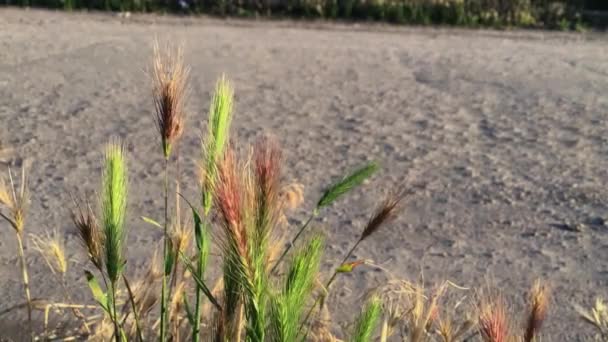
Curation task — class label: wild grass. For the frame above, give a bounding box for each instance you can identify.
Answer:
[152,39,189,342]
[0,42,572,342]
[0,166,33,339]
[102,141,130,341]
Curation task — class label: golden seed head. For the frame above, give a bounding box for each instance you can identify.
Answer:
[524,280,550,342]
[30,231,68,275]
[0,177,13,208]
[13,208,25,234]
[171,224,192,256]
[0,168,29,234]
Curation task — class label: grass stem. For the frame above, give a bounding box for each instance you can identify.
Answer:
[15,233,33,341]
[111,280,120,342]
[160,157,169,342]
[192,243,204,342]
[270,210,316,274]
[124,275,144,342]
[300,238,362,334]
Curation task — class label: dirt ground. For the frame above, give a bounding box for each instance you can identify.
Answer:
[1,8,608,340]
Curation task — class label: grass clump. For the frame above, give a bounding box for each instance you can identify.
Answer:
[0,42,569,342]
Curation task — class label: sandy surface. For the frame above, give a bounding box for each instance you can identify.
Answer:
[1,8,608,340]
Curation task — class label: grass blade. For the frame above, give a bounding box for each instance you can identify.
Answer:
[85,270,109,313]
[179,251,222,311]
[179,194,211,342]
[141,216,162,229]
[183,293,195,327]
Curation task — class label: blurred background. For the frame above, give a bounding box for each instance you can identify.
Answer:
[2,0,608,30]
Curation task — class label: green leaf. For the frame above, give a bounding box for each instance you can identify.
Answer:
[193,208,204,251]
[165,241,175,276]
[179,194,206,251]
[183,293,195,327]
[317,162,379,209]
[179,252,222,311]
[141,216,163,229]
[85,270,109,313]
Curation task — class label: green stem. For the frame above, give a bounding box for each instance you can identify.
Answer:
[270,210,317,275]
[160,157,169,342]
[111,281,120,342]
[299,238,362,335]
[192,243,204,342]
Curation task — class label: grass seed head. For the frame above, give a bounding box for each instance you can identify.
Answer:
[215,148,248,257]
[72,199,104,270]
[101,140,128,283]
[317,162,378,209]
[253,136,282,247]
[0,176,13,208]
[30,231,68,275]
[202,75,234,213]
[152,40,189,159]
[524,280,549,342]
[479,295,510,342]
[0,167,29,234]
[360,190,404,241]
[352,296,382,342]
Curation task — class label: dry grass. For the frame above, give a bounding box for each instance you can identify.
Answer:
[0,166,33,338]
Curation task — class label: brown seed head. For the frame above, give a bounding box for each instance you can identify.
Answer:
[360,183,425,241]
[361,192,401,241]
[524,280,550,342]
[254,136,282,201]
[72,199,104,270]
[253,136,282,237]
[152,40,189,159]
